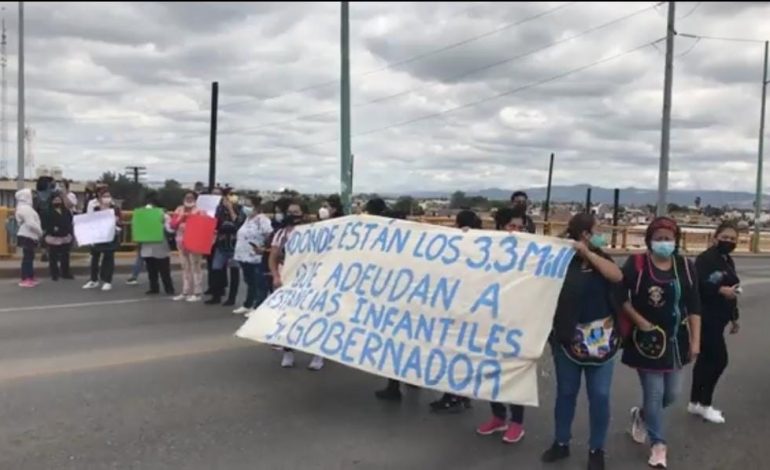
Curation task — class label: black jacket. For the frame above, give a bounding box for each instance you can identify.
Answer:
[551,250,623,345]
[695,246,740,324]
[44,207,73,238]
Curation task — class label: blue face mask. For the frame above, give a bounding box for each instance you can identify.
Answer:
[242,206,254,217]
[651,240,676,258]
[589,233,607,249]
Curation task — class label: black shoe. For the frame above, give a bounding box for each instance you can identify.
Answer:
[62,274,75,280]
[203,289,212,296]
[222,299,236,307]
[541,443,570,463]
[204,297,222,305]
[430,394,471,414]
[375,387,402,402]
[587,450,605,470]
[146,290,160,295]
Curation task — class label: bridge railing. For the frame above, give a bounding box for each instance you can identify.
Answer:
[1,209,769,257]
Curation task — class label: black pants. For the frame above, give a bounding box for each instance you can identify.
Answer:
[145,257,175,294]
[48,244,71,279]
[491,402,525,424]
[19,236,36,279]
[90,250,115,283]
[210,266,239,301]
[691,321,729,407]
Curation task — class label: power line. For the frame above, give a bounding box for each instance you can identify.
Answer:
[678,2,702,20]
[216,2,576,111]
[219,2,661,136]
[241,36,666,155]
[676,37,701,58]
[678,32,767,44]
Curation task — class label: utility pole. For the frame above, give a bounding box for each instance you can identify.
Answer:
[340,1,352,214]
[209,81,218,193]
[752,41,768,253]
[1,10,8,179]
[16,1,24,189]
[656,1,676,216]
[585,187,592,214]
[612,188,620,248]
[125,166,146,184]
[544,153,554,222]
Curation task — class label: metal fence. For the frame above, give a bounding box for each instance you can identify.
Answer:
[1,209,769,257]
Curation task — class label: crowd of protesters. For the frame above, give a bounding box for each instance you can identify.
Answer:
[12,182,743,470]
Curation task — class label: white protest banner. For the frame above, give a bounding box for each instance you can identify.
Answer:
[196,195,221,218]
[73,209,116,246]
[236,215,575,406]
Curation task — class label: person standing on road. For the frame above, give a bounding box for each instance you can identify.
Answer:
[689,221,741,424]
[15,188,43,288]
[205,189,245,307]
[270,201,324,371]
[171,191,204,302]
[44,193,74,281]
[232,195,273,316]
[429,209,481,414]
[510,190,536,234]
[621,217,701,469]
[83,190,122,292]
[475,207,531,444]
[140,195,175,297]
[540,213,623,470]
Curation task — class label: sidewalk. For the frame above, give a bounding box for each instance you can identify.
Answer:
[0,253,181,279]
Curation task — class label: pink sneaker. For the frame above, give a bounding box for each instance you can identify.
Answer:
[18,279,34,288]
[502,423,525,443]
[29,278,40,287]
[476,417,508,436]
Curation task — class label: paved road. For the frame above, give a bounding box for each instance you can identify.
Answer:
[1,260,769,470]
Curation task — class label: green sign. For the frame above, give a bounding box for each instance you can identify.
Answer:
[132,208,165,243]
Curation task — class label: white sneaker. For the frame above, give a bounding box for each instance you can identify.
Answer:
[281,351,295,368]
[648,443,667,469]
[232,306,251,315]
[702,406,726,424]
[101,283,113,291]
[125,278,139,286]
[82,281,99,290]
[630,407,647,444]
[186,295,201,303]
[172,294,187,301]
[307,355,324,371]
[687,402,705,417]
[244,310,256,318]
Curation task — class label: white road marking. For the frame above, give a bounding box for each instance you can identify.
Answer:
[0,298,153,314]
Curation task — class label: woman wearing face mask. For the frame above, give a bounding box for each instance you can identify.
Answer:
[621,217,701,469]
[689,221,740,424]
[44,193,74,281]
[140,195,175,296]
[15,188,43,287]
[205,190,245,306]
[541,214,623,470]
[233,196,274,315]
[171,191,204,302]
[475,207,531,443]
[270,201,325,371]
[318,194,345,221]
[83,190,122,291]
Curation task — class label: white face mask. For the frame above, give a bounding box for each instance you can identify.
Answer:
[102,197,112,205]
[275,213,284,223]
[318,207,330,220]
[184,201,195,208]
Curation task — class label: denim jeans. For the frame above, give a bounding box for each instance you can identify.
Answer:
[19,236,36,279]
[241,262,268,309]
[637,369,682,445]
[553,345,615,451]
[131,249,143,279]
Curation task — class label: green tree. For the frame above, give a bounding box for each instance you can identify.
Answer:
[393,196,423,216]
[100,171,145,209]
[157,179,187,211]
[450,191,467,209]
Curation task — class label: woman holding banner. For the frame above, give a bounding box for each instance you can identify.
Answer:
[621,217,701,469]
[44,193,74,281]
[475,207,530,443]
[140,195,175,296]
[540,213,623,470]
[270,201,324,371]
[83,190,122,291]
[171,191,204,302]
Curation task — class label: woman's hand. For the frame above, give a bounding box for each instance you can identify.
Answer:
[719,285,739,300]
[730,321,740,335]
[690,341,700,361]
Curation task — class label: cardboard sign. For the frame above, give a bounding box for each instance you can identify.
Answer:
[182,214,217,255]
[132,208,165,243]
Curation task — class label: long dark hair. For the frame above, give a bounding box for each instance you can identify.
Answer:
[456,209,482,229]
[565,213,595,241]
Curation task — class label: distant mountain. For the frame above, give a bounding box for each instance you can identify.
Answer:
[407,185,768,209]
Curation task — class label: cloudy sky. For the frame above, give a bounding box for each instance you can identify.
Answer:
[1,1,769,194]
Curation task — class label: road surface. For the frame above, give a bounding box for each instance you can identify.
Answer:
[1,259,769,470]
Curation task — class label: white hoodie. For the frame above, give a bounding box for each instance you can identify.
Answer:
[15,188,43,241]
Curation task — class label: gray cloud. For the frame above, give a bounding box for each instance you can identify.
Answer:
[0,1,767,197]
